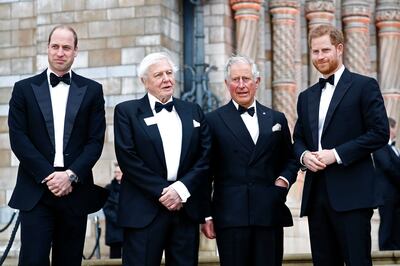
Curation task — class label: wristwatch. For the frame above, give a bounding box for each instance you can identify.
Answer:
[66,169,79,183]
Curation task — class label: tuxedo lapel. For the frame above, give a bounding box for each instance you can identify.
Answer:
[250,102,272,163]
[137,96,167,170]
[63,72,87,149]
[174,99,192,167]
[32,71,55,148]
[308,84,322,150]
[219,101,255,153]
[322,68,351,137]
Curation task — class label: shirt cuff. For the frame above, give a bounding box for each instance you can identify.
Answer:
[276,176,289,188]
[300,150,309,166]
[205,216,213,221]
[332,149,342,164]
[170,181,191,203]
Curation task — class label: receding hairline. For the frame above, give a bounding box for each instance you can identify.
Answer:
[48,25,78,48]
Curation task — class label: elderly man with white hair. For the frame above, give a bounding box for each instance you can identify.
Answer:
[114,52,211,266]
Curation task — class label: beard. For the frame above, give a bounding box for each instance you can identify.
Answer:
[313,58,340,76]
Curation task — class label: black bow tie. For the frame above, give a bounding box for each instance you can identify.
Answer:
[392,141,396,146]
[238,105,255,117]
[50,72,71,87]
[318,74,334,89]
[155,101,174,113]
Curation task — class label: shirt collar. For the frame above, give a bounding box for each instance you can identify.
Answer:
[232,99,257,112]
[47,68,72,86]
[147,93,173,113]
[321,64,345,88]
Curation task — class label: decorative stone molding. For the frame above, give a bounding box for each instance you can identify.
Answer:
[305,0,335,85]
[375,0,400,131]
[269,0,299,130]
[230,0,263,59]
[341,0,371,75]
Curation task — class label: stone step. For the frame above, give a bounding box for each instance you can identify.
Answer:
[1,251,400,266]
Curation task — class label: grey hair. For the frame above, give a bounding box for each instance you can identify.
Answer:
[224,55,260,80]
[137,52,178,79]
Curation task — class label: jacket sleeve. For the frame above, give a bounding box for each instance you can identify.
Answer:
[8,82,54,183]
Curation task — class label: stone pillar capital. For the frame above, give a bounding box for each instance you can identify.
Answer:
[230,0,263,20]
[342,0,371,27]
[305,0,335,28]
[269,0,299,23]
[375,1,400,32]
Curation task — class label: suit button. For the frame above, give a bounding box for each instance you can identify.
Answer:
[249,182,253,186]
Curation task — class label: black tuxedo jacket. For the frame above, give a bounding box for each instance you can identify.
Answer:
[205,101,298,228]
[293,68,389,216]
[114,95,211,228]
[8,70,107,215]
[374,144,400,200]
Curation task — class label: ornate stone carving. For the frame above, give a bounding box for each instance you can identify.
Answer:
[305,0,335,85]
[269,0,299,130]
[341,0,371,75]
[230,0,263,59]
[375,0,400,128]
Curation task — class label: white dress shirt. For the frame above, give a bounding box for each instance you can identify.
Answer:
[47,69,71,167]
[148,93,190,202]
[317,65,345,163]
[389,139,400,157]
[232,100,259,144]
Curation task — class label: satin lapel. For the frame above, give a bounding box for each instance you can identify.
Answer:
[308,84,322,150]
[137,96,167,170]
[322,69,351,137]
[219,101,255,152]
[63,76,87,150]
[174,99,192,167]
[32,73,55,148]
[250,102,272,163]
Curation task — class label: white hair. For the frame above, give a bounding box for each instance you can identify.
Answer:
[137,52,178,80]
[224,55,260,80]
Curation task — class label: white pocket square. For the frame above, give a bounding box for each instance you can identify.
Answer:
[193,120,200,128]
[272,123,281,132]
[144,116,157,126]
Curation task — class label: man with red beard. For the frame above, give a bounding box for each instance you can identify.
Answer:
[293,25,389,265]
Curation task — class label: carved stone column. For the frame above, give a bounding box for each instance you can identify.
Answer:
[269,0,299,130]
[305,0,335,85]
[342,0,371,75]
[376,0,400,135]
[230,0,262,60]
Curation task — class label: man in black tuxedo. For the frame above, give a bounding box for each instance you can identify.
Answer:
[293,25,389,265]
[201,55,298,266]
[8,25,107,266]
[114,52,211,266]
[375,117,400,250]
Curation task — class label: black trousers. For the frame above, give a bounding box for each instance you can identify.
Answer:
[378,197,400,250]
[308,173,373,266]
[109,243,123,258]
[122,209,199,266]
[18,190,87,266]
[216,226,283,266]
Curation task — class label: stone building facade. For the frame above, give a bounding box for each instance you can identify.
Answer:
[0,0,399,258]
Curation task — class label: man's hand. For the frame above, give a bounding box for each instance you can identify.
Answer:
[275,177,289,188]
[303,151,326,172]
[159,186,183,211]
[314,149,337,166]
[46,171,73,197]
[201,219,216,239]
